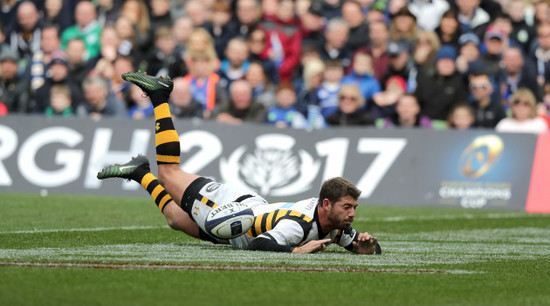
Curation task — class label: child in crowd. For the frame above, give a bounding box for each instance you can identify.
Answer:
[266,82,307,128]
[447,103,475,130]
[317,59,344,118]
[383,93,432,128]
[342,50,381,104]
[46,85,73,117]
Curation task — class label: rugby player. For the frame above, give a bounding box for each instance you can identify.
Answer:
[97,72,381,254]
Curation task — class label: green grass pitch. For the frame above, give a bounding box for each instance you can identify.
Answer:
[0,193,549,305]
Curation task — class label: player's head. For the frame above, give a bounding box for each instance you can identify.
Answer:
[319,177,361,230]
[319,177,361,204]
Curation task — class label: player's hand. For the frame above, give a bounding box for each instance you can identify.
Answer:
[292,239,331,254]
[352,232,379,255]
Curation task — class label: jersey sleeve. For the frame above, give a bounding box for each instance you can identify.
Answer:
[259,219,308,247]
[332,226,359,251]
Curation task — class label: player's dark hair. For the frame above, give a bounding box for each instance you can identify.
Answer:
[319,177,361,206]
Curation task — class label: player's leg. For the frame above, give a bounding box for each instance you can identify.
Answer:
[97,155,200,238]
[121,72,198,204]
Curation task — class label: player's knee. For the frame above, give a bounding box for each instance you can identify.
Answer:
[158,164,180,186]
[165,215,182,231]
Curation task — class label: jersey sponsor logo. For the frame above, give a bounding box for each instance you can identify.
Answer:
[220,134,321,196]
[205,182,221,192]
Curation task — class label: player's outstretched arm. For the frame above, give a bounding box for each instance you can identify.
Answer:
[352,232,380,255]
[292,239,332,254]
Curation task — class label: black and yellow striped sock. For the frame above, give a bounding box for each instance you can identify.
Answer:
[140,173,172,212]
[153,103,180,165]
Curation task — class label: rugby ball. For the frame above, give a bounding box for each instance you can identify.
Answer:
[205,202,254,239]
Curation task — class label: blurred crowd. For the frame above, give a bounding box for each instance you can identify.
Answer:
[1,0,550,133]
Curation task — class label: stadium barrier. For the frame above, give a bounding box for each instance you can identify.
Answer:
[0,115,548,213]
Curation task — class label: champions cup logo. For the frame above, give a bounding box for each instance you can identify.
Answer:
[220,134,320,196]
[459,135,504,179]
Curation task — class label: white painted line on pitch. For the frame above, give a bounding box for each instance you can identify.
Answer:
[2,212,541,235]
[0,225,169,234]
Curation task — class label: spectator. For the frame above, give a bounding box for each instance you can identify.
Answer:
[77,75,127,118]
[266,82,307,128]
[119,0,151,53]
[0,49,29,113]
[299,1,325,50]
[325,83,376,126]
[211,79,267,124]
[413,30,441,75]
[218,37,250,89]
[415,45,468,121]
[43,0,73,33]
[207,1,238,60]
[468,71,506,128]
[341,0,370,52]
[408,0,450,31]
[455,32,482,76]
[32,51,84,113]
[96,0,123,27]
[168,77,205,119]
[528,22,550,91]
[232,0,261,38]
[383,93,432,128]
[292,45,321,94]
[365,20,390,82]
[182,49,227,115]
[184,28,218,59]
[319,18,353,71]
[317,59,345,118]
[247,28,279,84]
[371,75,407,118]
[507,0,536,54]
[149,0,173,33]
[246,61,277,108]
[321,0,344,20]
[455,0,491,38]
[126,84,154,120]
[184,0,212,29]
[380,41,417,93]
[0,0,18,34]
[434,8,462,49]
[172,16,194,55]
[447,103,475,130]
[66,38,92,88]
[496,88,548,134]
[114,16,143,64]
[342,50,381,104]
[95,26,120,65]
[500,46,541,106]
[45,84,73,117]
[296,58,324,112]
[480,26,507,84]
[262,0,302,82]
[7,1,41,63]
[61,1,102,61]
[143,26,187,78]
[29,25,62,92]
[389,7,418,51]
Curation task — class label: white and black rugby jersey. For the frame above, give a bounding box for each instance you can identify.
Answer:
[229,197,359,251]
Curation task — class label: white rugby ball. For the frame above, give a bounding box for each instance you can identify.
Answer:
[205,202,254,239]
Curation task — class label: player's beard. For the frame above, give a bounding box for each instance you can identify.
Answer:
[327,208,353,230]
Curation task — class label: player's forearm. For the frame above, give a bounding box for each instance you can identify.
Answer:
[247,237,294,253]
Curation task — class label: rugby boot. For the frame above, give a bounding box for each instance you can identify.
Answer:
[97,155,150,182]
[121,71,173,105]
